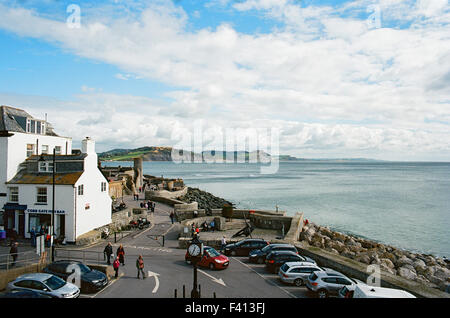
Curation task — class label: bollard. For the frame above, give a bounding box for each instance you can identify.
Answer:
[199,284,201,298]
[115,232,117,243]
[174,289,177,298]
[183,285,186,298]
[163,236,165,247]
[213,292,216,298]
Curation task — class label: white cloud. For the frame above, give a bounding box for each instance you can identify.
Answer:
[0,1,449,160]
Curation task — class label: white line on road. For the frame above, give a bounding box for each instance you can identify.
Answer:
[147,271,160,293]
[198,269,227,287]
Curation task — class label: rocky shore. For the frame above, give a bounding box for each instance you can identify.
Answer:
[178,187,233,210]
[301,222,450,292]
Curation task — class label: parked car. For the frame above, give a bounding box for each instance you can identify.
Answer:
[306,270,358,298]
[278,262,325,286]
[265,251,316,274]
[223,238,269,256]
[43,260,108,293]
[185,246,230,270]
[7,273,80,298]
[351,284,416,298]
[0,289,55,298]
[249,243,298,264]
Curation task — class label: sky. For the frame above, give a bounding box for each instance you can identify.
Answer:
[0,0,449,161]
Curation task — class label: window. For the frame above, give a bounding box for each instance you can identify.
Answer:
[26,119,31,133]
[54,146,61,155]
[36,187,47,204]
[27,144,35,157]
[42,145,49,154]
[30,120,36,133]
[78,185,84,196]
[101,182,107,192]
[41,122,46,135]
[9,187,19,202]
[38,162,54,172]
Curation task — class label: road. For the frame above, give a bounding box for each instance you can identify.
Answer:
[58,200,312,299]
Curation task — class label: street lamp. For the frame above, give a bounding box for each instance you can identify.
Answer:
[38,148,56,262]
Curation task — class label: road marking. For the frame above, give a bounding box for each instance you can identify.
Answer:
[232,257,296,298]
[198,269,227,287]
[89,272,124,298]
[147,271,160,293]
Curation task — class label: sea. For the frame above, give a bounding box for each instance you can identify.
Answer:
[103,160,450,258]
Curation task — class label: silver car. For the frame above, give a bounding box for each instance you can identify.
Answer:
[278,262,324,286]
[305,270,358,298]
[7,273,80,298]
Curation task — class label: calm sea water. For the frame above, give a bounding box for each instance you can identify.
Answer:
[104,161,450,258]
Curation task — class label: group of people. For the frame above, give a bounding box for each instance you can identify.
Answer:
[140,200,155,212]
[103,243,147,279]
[201,220,215,232]
[29,226,53,247]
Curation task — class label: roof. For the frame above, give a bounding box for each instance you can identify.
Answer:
[0,105,30,132]
[7,171,83,185]
[16,273,53,281]
[354,285,416,298]
[27,154,87,161]
[0,105,59,136]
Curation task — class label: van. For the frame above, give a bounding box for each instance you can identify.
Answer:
[352,284,416,298]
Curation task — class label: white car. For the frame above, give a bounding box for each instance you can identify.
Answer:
[278,262,324,286]
[7,273,80,298]
[352,284,416,298]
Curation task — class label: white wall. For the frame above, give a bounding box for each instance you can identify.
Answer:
[74,139,112,239]
[0,132,72,211]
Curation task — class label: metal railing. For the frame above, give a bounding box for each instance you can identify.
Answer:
[0,250,49,271]
[54,249,108,266]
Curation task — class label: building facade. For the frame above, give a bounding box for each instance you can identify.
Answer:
[0,105,111,243]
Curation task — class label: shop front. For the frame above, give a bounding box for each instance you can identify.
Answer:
[26,208,66,239]
[2,203,27,238]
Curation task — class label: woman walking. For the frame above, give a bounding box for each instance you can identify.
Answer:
[117,244,125,266]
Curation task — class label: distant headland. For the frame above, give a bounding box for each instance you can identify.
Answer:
[98,146,384,163]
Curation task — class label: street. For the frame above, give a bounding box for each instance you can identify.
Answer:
[65,201,310,299]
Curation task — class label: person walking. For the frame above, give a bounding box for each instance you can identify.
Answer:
[9,242,18,267]
[151,202,155,213]
[147,201,152,211]
[221,236,227,252]
[104,242,113,265]
[169,212,175,224]
[136,255,146,279]
[117,244,125,266]
[30,227,36,247]
[113,256,120,279]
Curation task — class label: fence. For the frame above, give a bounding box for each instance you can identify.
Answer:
[0,250,49,271]
[54,249,107,266]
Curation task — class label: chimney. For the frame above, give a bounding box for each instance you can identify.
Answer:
[81,137,95,154]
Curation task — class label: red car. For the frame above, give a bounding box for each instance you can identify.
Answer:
[185,246,229,270]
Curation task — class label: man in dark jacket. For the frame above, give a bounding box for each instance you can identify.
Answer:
[10,242,18,267]
[104,242,113,265]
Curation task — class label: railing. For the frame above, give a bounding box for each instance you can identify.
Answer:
[0,250,49,271]
[54,249,107,266]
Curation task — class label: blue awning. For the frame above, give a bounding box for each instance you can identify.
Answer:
[3,203,27,210]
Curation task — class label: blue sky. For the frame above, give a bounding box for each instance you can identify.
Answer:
[0,0,449,160]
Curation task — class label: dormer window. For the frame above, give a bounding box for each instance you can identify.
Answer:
[25,118,46,135]
[39,162,54,172]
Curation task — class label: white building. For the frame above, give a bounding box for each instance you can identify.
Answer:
[0,105,111,243]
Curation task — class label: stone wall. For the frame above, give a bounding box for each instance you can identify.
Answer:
[145,186,188,200]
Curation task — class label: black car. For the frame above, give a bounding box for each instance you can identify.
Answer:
[223,238,269,256]
[249,243,298,264]
[0,289,54,298]
[265,251,316,273]
[43,260,108,293]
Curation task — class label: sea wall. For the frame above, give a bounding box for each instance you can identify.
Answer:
[145,186,188,200]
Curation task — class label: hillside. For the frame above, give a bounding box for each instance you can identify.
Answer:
[99,147,271,162]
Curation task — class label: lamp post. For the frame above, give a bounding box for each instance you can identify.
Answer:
[187,236,203,298]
